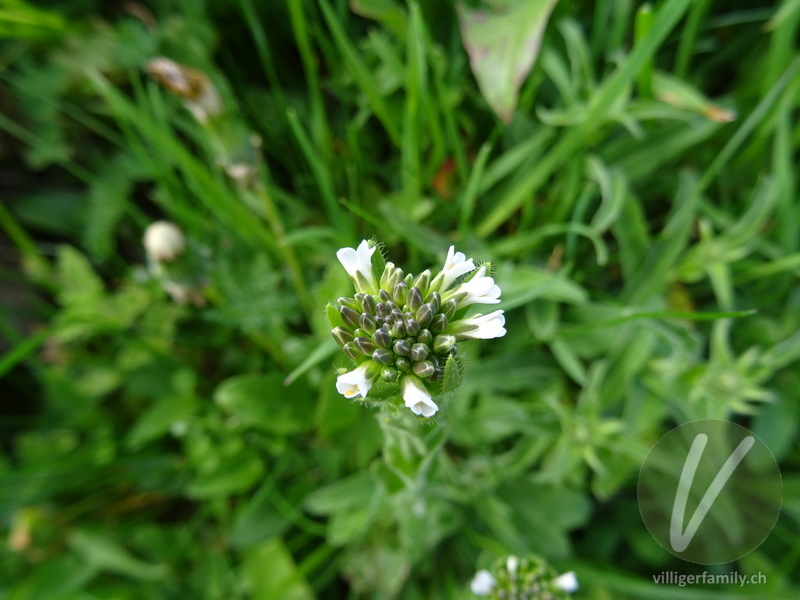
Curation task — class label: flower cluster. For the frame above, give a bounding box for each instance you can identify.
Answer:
[330,240,505,417]
[471,556,578,600]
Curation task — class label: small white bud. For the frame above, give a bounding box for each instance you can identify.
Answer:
[143,221,185,262]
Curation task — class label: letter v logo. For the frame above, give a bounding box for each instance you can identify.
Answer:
[670,433,755,552]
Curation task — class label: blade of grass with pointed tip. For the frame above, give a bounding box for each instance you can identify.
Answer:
[476,0,692,237]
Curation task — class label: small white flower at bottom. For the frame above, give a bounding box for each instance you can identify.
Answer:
[554,571,579,593]
[470,570,497,596]
[506,555,519,576]
[336,363,374,399]
[401,376,439,417]
[336,240,377,292]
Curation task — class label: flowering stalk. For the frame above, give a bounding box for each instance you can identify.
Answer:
[143,221,206,307]
[470,555,578,599]
[329,240,506,418]
[146,56,313,317]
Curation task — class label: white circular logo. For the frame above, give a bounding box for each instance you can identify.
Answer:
[638,419,782,564]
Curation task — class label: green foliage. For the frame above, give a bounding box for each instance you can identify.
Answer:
[0,0,799,598]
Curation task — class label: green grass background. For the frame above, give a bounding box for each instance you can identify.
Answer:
[0,0,799,598]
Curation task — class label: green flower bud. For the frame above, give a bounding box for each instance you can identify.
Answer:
[433,334,456,355]
[361,294,377,315]
[396,356,411,371]
[337,296,359,311]
[372,348,394,365]
[376,302,388,317]
[427,291,441,312]
[440,298,458,320]
[381,366,400,382]
[407,286,423,311]
[391,321,406,338]
[393,282,408,306]
[412,360,435,378]
[415,303,435,327]
[387,269,403,298]
[413,269,431,293]
[379,261,396,290]
[393,339,411,356]
[417,329,433,345]
[373,328,391,348]
[339,305,360,329]
[331,326,354,347]
[379,289,392,303]
[405,318,421,337]
[359,313,377,335]
[430,313,448,334]
[353,336,376,355]
[410,343,429,362]
[343,342,360,360]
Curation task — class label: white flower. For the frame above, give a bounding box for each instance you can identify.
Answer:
[506,555,519,576]
[337,240,377,293]
[437,246,475,291]
[401,376,439,417]
[452,310,506,340]
[143,221,185,262]
[554,571,579,593]
[451,265,501,307]
[336,363,374,399]
[470,570,496,595]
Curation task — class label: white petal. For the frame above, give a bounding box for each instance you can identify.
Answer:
[335,364,372,399]
[440,245,476,290]
[506,555,519,576]
[453,265,502,307]
[470,570,496,595]
[458,310,506,340]
[337,240,377,292]
[554,571,579,593]
[401,377,439,417]
[336,247,359,276]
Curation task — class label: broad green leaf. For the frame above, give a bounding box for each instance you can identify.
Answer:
[457,0,559,123]
[230,480,291,549]
[187,450,264,499]
[214,373,312,434]
[304,471,377,516]
[242,538,314,600]
[67,530,167,580]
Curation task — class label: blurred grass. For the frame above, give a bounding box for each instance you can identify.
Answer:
[0,0,799,598]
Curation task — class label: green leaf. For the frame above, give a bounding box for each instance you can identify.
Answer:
[125,393,197,450]
[242,538,314,600]
[67,530,167,580]
[440,354,463,395]
[457,0,560,123]
[230,480,291,549]
[187,450,264,499]
[56,245,104,308]
[304,471,376,516]
[214,374,312,434]
[325,302,345,328]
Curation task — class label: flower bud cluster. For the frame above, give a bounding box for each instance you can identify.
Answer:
[470,556,578,600]
[332,273,458,385]
[332,240,506,417]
